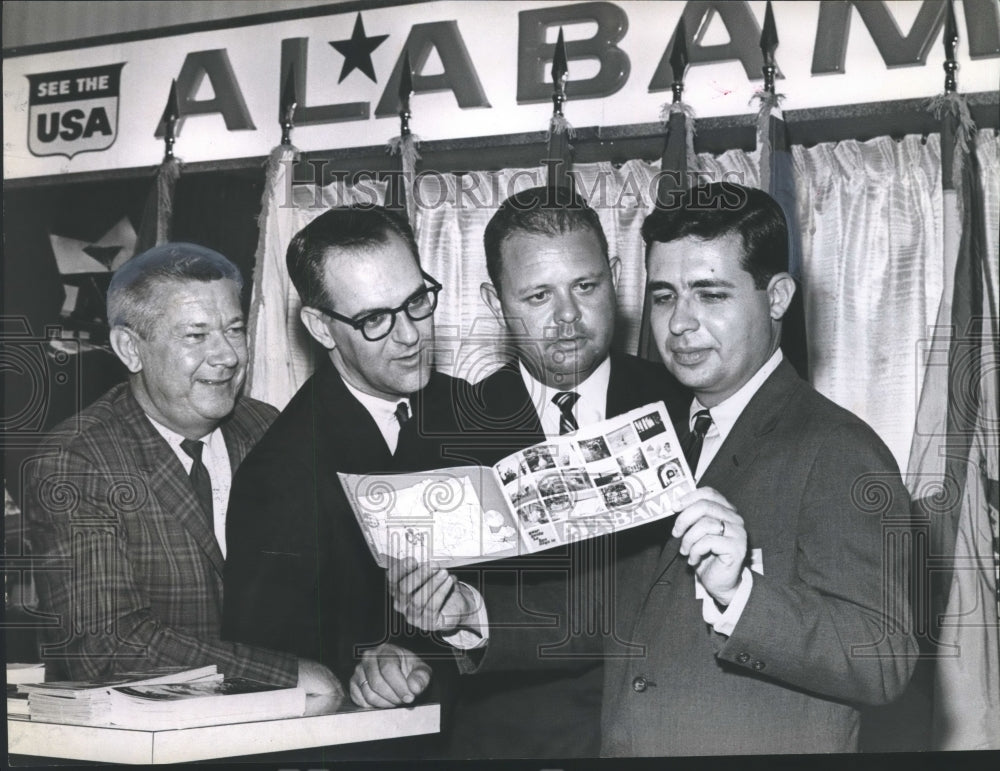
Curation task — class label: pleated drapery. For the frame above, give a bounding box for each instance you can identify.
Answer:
[248,132,1000,472]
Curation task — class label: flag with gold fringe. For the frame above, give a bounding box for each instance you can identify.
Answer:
[386,49,420,224]
[752,0,808,380]
[135,80,181,253]
[637,17,694,363]
[545,28,574,191]
[246,70,317,409]
[907,87,1000,752]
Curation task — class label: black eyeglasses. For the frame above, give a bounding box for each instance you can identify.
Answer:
[314,271,442,342]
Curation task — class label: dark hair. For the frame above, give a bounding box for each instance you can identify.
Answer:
[107,242,243,338]
[483,185,609,294]
[641,182,787,289]
[286,205,420,307]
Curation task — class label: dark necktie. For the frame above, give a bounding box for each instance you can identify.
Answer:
[552,391,581,435]
[394,401,411,427]
[179,438,213,524]
[682,410,713,474]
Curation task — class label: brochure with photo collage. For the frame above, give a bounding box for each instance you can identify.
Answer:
[339,401,694,568]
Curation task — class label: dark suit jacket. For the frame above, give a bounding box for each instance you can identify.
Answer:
[222,359,463,688]
[25,383,296,684]
[475,360,918,756]
[442,352,689,759]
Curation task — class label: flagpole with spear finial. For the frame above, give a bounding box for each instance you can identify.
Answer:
[246,66,310,407]
[655,16,695,208]
[930,0,974,198]
[546,28,575,191]
[387,49,420,223]
[752,0,809,379]
[161,79,179,162]
[279,67,298,147]
[639,15,696,362]
[756,0,779,189]
[136,80,181,252]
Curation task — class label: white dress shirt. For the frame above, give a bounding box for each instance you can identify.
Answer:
[690,348,783,635]
[518,357,612,435]
[342,380,411,455]
[147,417,232,557]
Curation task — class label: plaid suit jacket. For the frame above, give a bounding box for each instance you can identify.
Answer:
[25,382,299,685]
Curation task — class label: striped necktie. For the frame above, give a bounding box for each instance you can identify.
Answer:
[552,391,581,435]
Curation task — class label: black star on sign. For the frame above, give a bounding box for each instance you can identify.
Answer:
[330,13,388,84]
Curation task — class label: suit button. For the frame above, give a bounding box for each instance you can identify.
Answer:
[752,660,766,671]
[736,652,750,664]
[632,676,648,693]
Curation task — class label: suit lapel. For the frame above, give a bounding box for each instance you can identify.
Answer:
[494,362,545,439]
[117,388,226,576]
[314,361,395,472]
[648,360,800,583]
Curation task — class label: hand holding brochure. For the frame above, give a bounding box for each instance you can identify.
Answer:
[339,401,694,568]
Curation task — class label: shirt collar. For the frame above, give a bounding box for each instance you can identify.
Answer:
[341,379,410,429]
[146,414,219,447]
[689,349,783,443]
[518,355,612,429]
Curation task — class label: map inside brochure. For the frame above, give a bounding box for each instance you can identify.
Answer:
[338,401,695,568]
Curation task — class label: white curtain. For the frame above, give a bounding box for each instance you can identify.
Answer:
[247,177,386,409]
[249,133,1000,473]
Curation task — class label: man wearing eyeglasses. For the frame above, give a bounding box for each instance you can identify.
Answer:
[222,205,461,756]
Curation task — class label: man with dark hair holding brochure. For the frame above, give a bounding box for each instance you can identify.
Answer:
[377,183,917,756]
[222,205,464,756]
[352,185,688,759]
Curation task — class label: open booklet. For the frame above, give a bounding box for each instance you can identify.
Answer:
[339,401,695,568]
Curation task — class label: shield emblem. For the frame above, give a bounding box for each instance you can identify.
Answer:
[27,63,124,159]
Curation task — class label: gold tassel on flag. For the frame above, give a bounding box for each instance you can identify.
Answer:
[657,101,696,189]
[751,90,783,193]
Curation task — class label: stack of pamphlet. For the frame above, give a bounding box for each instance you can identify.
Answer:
[18,665,220,725]
[106,677,307,729]
[7,663,45,716]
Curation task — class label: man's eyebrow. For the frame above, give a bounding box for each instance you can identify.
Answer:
[351,283,424,319]
[647,278,738,291]
[690,278,737,289]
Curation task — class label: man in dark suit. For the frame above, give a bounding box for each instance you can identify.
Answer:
[353,186,687,758]
[222,206,463,732]
[386,183,918,755]
[26,243,339,695]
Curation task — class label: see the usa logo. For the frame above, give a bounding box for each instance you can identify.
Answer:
[27,63,124,159]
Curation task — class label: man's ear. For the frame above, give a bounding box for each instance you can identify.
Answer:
[766,272,796,321]
[109,327,143,374]
[480,282,504,325]
[609,257,622,291]
[299,306,337,351]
